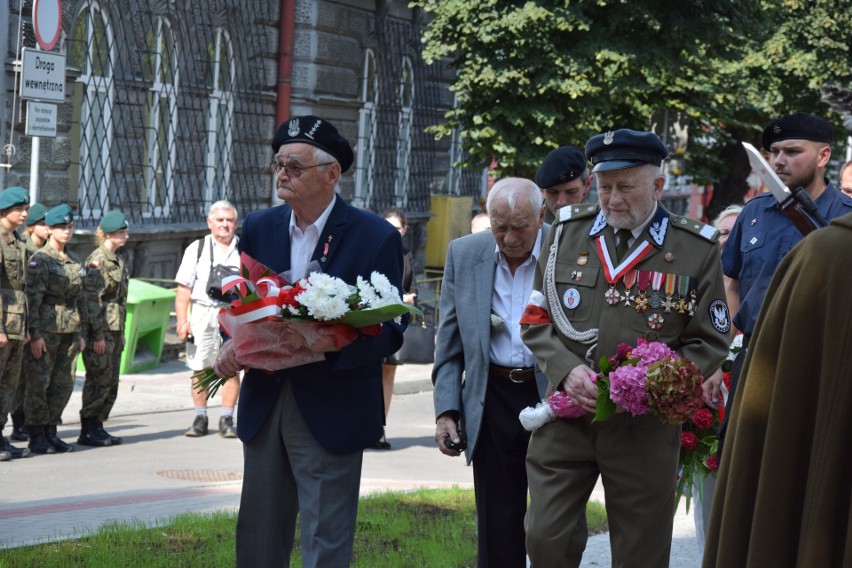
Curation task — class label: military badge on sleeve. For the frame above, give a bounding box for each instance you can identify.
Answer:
[709,299,731,333]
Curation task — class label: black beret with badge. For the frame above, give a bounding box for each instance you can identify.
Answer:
[45,203,74,226]
[0,186,30,210]
[535,146,588,188]
[761,112,834,150]
[585,129,668,173]
[272,115,354,173]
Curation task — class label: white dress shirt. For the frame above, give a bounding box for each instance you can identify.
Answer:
[288,195,336,282]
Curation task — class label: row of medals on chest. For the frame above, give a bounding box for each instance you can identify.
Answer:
[569,265,697,331]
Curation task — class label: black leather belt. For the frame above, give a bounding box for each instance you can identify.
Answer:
[489,364,535,383]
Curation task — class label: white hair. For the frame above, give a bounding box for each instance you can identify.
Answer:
[486,177,542,218]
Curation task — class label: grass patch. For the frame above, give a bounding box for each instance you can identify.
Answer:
[1,488,607,567]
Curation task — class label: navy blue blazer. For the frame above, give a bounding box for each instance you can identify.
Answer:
[235,197,406,453]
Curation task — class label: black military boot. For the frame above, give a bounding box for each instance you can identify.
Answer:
[27,425,57,455]
[0,433,31,459]
[11,414,28,441]
[77,418,111,447]
[45,425,75,453]
[96,420,122,445]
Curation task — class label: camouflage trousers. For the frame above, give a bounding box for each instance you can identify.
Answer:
[80,330,125,420]
[0,338,25,428]
[23,331,81,425]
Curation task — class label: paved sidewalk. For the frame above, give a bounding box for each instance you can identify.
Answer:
[0,359,703,566]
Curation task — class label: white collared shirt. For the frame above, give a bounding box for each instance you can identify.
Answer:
[489,229,543,368]
[289,195,336,281]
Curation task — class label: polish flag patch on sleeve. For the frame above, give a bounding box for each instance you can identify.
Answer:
[520,290,551,324]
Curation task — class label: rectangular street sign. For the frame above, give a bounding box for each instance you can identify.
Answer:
[20,48,65,102]
[25,101,58,138]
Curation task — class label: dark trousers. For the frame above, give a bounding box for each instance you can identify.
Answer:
[472,373,540,568]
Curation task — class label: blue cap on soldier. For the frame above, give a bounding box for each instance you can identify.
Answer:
[99,210,128,233]
[585,129,668,173]
[25,203,47,226]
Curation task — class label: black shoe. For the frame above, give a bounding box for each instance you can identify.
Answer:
[0,435,31,459]
[27,425,57,455]
[45,425,74,453]
[9,418,30,442]
[97,421,123,445]
[218,416,237,438]
[185,415,208,437]
[77,418,112,447]
[370,429,392,450]
[0,450,9,461]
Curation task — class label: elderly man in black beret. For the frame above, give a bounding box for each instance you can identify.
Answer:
[521,129,730,567]
[214,116,406,567]
[716,113,852,457]
[535,145,592,223]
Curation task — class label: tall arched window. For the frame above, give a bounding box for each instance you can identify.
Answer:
[204,28,234,208]
[394,57,414,206]
[69,2,114,219]
[354,49,379,208]
[142,17,178,218]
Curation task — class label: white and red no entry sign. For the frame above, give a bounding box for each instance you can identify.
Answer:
[33,0,63,51]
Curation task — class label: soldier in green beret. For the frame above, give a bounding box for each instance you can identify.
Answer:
[0,187,32,460]
[23,204,87,454]
[78,211,129,447]
[7,202,49,444]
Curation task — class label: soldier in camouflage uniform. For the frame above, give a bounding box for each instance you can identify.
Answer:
[6,202,48,444]
[0,188,32,461]
[23,204,87,455]
[78,211,129,447]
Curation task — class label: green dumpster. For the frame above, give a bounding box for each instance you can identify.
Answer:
[77,279,176,374]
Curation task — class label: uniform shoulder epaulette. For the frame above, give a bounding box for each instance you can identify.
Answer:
[557,204,599,224]
[670,214,718,242]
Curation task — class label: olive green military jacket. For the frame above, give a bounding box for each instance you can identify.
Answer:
[83,244,128,341]
[26,245,87,338]
[0,224,28,340]
[522,204,730,387]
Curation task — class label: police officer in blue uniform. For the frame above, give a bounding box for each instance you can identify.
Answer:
[719,112,852,453]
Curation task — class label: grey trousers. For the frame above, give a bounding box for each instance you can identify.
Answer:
[236,380,363,568]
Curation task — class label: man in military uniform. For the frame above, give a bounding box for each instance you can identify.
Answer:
[79,211,130,447]
[0,187,32,460]
[720,114,852,454]
[521,129,730,568]
[535,145,592,223]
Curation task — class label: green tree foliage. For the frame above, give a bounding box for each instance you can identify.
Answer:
[414,0,852,213]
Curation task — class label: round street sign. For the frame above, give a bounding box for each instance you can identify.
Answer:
[33,0,63,51]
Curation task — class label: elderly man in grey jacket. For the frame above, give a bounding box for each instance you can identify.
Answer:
[433,177,549,567]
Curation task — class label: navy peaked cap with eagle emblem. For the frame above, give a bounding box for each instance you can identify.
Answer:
[535,146,587,188]
[272,115,354,173]
[762,112,833,150]
[586,129,668,173]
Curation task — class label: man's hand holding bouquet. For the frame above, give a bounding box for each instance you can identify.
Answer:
[198,252,421,396]
[519,338,715,510]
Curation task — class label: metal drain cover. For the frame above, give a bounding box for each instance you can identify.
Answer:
[155,469,243,482]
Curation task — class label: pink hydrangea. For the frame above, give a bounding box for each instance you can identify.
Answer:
[631,340,677,366]
[548,391,587,419]
[608,364,650,416]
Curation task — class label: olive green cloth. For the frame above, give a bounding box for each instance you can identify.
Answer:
[704,212,852,568]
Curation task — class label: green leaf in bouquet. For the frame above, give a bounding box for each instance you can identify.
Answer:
[336,303,423,328]
[593,374,616,422]
[192,368,229,399]
[598,356,612,374]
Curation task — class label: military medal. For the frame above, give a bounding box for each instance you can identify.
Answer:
[648,313,664,330]
[621,270,637,307]
[664,252,674,263]
[676,275,691,314]
[687,290,698,316]
[577,252,589,266]
[634,270,652,312]
[648,271,664,309]
[605,285,621,305]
